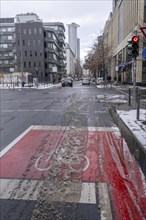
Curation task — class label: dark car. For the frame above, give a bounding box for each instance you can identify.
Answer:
[61,77,73,87]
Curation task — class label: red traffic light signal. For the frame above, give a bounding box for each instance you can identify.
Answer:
[132,36,139,43]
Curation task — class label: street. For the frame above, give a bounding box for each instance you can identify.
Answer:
[0,81,146,220]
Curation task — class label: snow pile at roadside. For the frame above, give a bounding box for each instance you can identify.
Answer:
[117,109,146,150]
[97,94,127,104]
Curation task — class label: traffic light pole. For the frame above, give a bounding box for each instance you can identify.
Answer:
[133,57,137,108]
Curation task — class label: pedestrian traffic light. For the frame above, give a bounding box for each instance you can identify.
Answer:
[132,36,139,58]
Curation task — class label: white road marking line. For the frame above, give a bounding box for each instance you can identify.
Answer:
[0,179,43,200]
[17,110,30,112]
[32,125,115,132]
[49,109,62,112]
[32,125,70,130]
[79,182,96,204]
[2,110,14,112]
[34,109,46,112]
[0,125,34,158]
[98,183,113,220]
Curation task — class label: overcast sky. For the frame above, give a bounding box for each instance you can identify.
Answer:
[1,0,113,62]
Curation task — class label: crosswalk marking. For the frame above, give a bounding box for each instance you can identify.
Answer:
[79,182,96,204]
[98,183,113,220]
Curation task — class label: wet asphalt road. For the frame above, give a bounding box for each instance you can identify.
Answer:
[0,81,116,150]
[1,81,146,220]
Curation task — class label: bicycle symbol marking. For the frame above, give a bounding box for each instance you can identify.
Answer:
[35,152,90,172]
[34,152,52,172]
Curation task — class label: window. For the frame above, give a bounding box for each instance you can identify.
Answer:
[48,32,52,38]
[38,40,40,46]
[40,52,42,56]
[39,61,41,67]
[35,51,37,56]
[28,40,30,46]
[34,62,36,67]
[25,51,27,56]
[7,27,12,32]
[9,52,13,56]
[18,40,20,46]
[29,28,31,34]
[39,28,42,34]
[48,64,53,68]
[33,40,35,46]
[1,28,6,32]
[8,36,12,40]
[34,28,37,34]
[30,51,32,56]
[23,40,25,46]
[0,44,8,48]
[29,62,31,68]
[24,29,26,34]
[24,62,26,68]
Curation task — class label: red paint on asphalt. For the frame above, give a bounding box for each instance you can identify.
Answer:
[0,130,68,179]
[0,128,146,219]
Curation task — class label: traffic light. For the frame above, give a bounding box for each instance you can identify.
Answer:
[127,36,139,58]
[127,38,133,56]
[132,36,139,58]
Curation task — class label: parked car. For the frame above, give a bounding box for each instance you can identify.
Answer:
[61,77,73,87]
[82,78,90,85]
[96,77,104,85]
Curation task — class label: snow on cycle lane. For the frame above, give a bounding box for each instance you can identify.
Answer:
[0,125,146,220]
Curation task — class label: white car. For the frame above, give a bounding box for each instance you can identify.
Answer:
[82,78,90,85]
[96,77,104,85]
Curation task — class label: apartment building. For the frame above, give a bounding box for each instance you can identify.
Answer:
[15,14,45,80]
[43,22,66,82]
[103,0,146,85]
[0,18,15,74]
[0,13,66,83]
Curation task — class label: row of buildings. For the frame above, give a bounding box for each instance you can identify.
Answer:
[89,0,146,85]
[0,13,81,83]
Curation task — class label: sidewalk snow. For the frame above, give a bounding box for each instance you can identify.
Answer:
[0,83,61,90]
[117,109,146,151]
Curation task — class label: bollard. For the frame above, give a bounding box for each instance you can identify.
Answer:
[136,87,138,103]
[137,93,140,120]
[128,88,131,106]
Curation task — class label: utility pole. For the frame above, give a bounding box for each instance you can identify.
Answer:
[133,57,137,108]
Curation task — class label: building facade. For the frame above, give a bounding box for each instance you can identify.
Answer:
[43,22,66,82]
[102,0,146,85]
[67,23,80,60]
[0,18,15,74]
[65,43,76,77]
[0,13,66,83]
[15,14,45,80]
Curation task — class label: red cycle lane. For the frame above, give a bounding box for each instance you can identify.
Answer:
[0,128,68,179]
[0,126,146,220]
[82,131,146,220]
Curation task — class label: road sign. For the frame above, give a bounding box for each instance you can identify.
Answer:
[140,27,146,38]
[142,48,146,60]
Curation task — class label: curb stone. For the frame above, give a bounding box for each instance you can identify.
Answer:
[109,106,146,177]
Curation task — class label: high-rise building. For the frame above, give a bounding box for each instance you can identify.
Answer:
[67,23,80,59]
